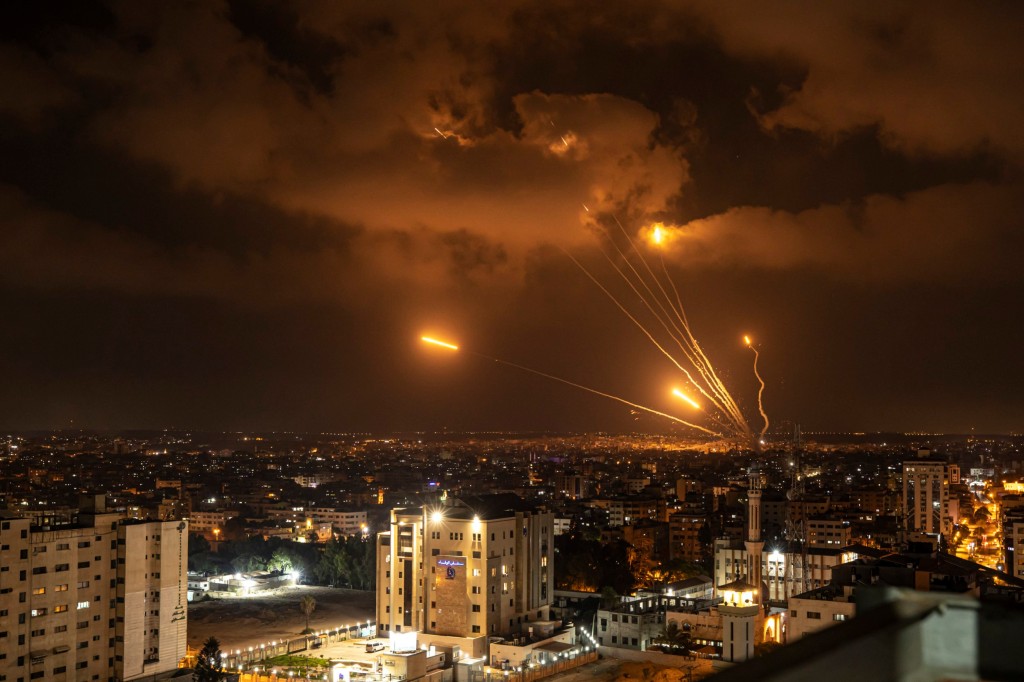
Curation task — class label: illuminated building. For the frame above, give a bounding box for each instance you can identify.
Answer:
[716,472,860,602]
[375,494,553,638]
[0,496,188,681]
[718,579,760,663]
[716,539,862,602]
[902,449,959,538]
[805,517,852,548]
[719,468,765,664]
[1006,518,1024,579]
[669,513,706,563]
[663,468,781,664]
[186,509,239,535]
[588,496,664,527]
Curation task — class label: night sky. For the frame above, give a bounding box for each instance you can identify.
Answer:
[2,2,1022,435]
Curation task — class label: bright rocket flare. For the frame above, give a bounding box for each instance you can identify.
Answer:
[651,224,665,245]
[744,335,752,346]
[672,388,701,410]
[421,336,459,351]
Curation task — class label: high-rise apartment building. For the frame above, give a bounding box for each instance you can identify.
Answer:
[903,449,958,537]
[375,494,553,639]
[0,497,187,682]
[668,513,706,563]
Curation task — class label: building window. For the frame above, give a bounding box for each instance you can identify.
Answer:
[807,612,821,620]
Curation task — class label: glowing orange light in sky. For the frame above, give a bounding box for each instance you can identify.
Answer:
[672,387,701,410]
[421,336,459,351]
[744,335,752,346]
[652,224,665,245]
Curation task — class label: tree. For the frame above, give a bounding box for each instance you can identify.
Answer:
[554,533,636,594]
[195,636,224,681]
[600,586,620,610]
[300,595,317,633]
[652,621,692,655]
[266,548,295,574]
[231,552,266,573]
[314,537,376,589]
[189,533,211,556]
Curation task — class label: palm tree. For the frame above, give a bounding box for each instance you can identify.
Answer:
[300,594,317,633]
[195,636,224,681]
[652,621,691,655]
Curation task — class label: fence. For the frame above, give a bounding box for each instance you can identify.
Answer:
[475,651,599,682]
[212,620,375,672]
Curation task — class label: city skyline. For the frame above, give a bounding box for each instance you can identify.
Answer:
[1,2,1022,434]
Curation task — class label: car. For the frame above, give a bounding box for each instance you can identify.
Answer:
[365,641,385,653]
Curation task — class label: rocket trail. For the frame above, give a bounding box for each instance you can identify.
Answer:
[594,245,745,434]
[419,335,719,435]
[746,336,769,438]
[472,352,720,436]
[558,247,718,405]
[595,218,752,437]
[610,216,751,432]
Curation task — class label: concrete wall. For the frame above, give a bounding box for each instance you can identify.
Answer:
[489,629,574,667]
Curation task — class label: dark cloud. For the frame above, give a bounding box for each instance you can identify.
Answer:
[0,1,1021,432]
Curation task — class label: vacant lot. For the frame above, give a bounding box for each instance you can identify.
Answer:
[187,585,375,651]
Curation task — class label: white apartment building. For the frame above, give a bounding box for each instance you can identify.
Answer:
[903,450,958,537]
[291,474,343,488]
[376,494,553,639]
[714,539,860,602]
[306,509,367,536]
[264,508,368,536]
[186,510,239,534]
[787,585,856,641]
[596,595,663,651]
[588,498,661,528]
[0,498,187,682]
[1008,521,1024,579]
